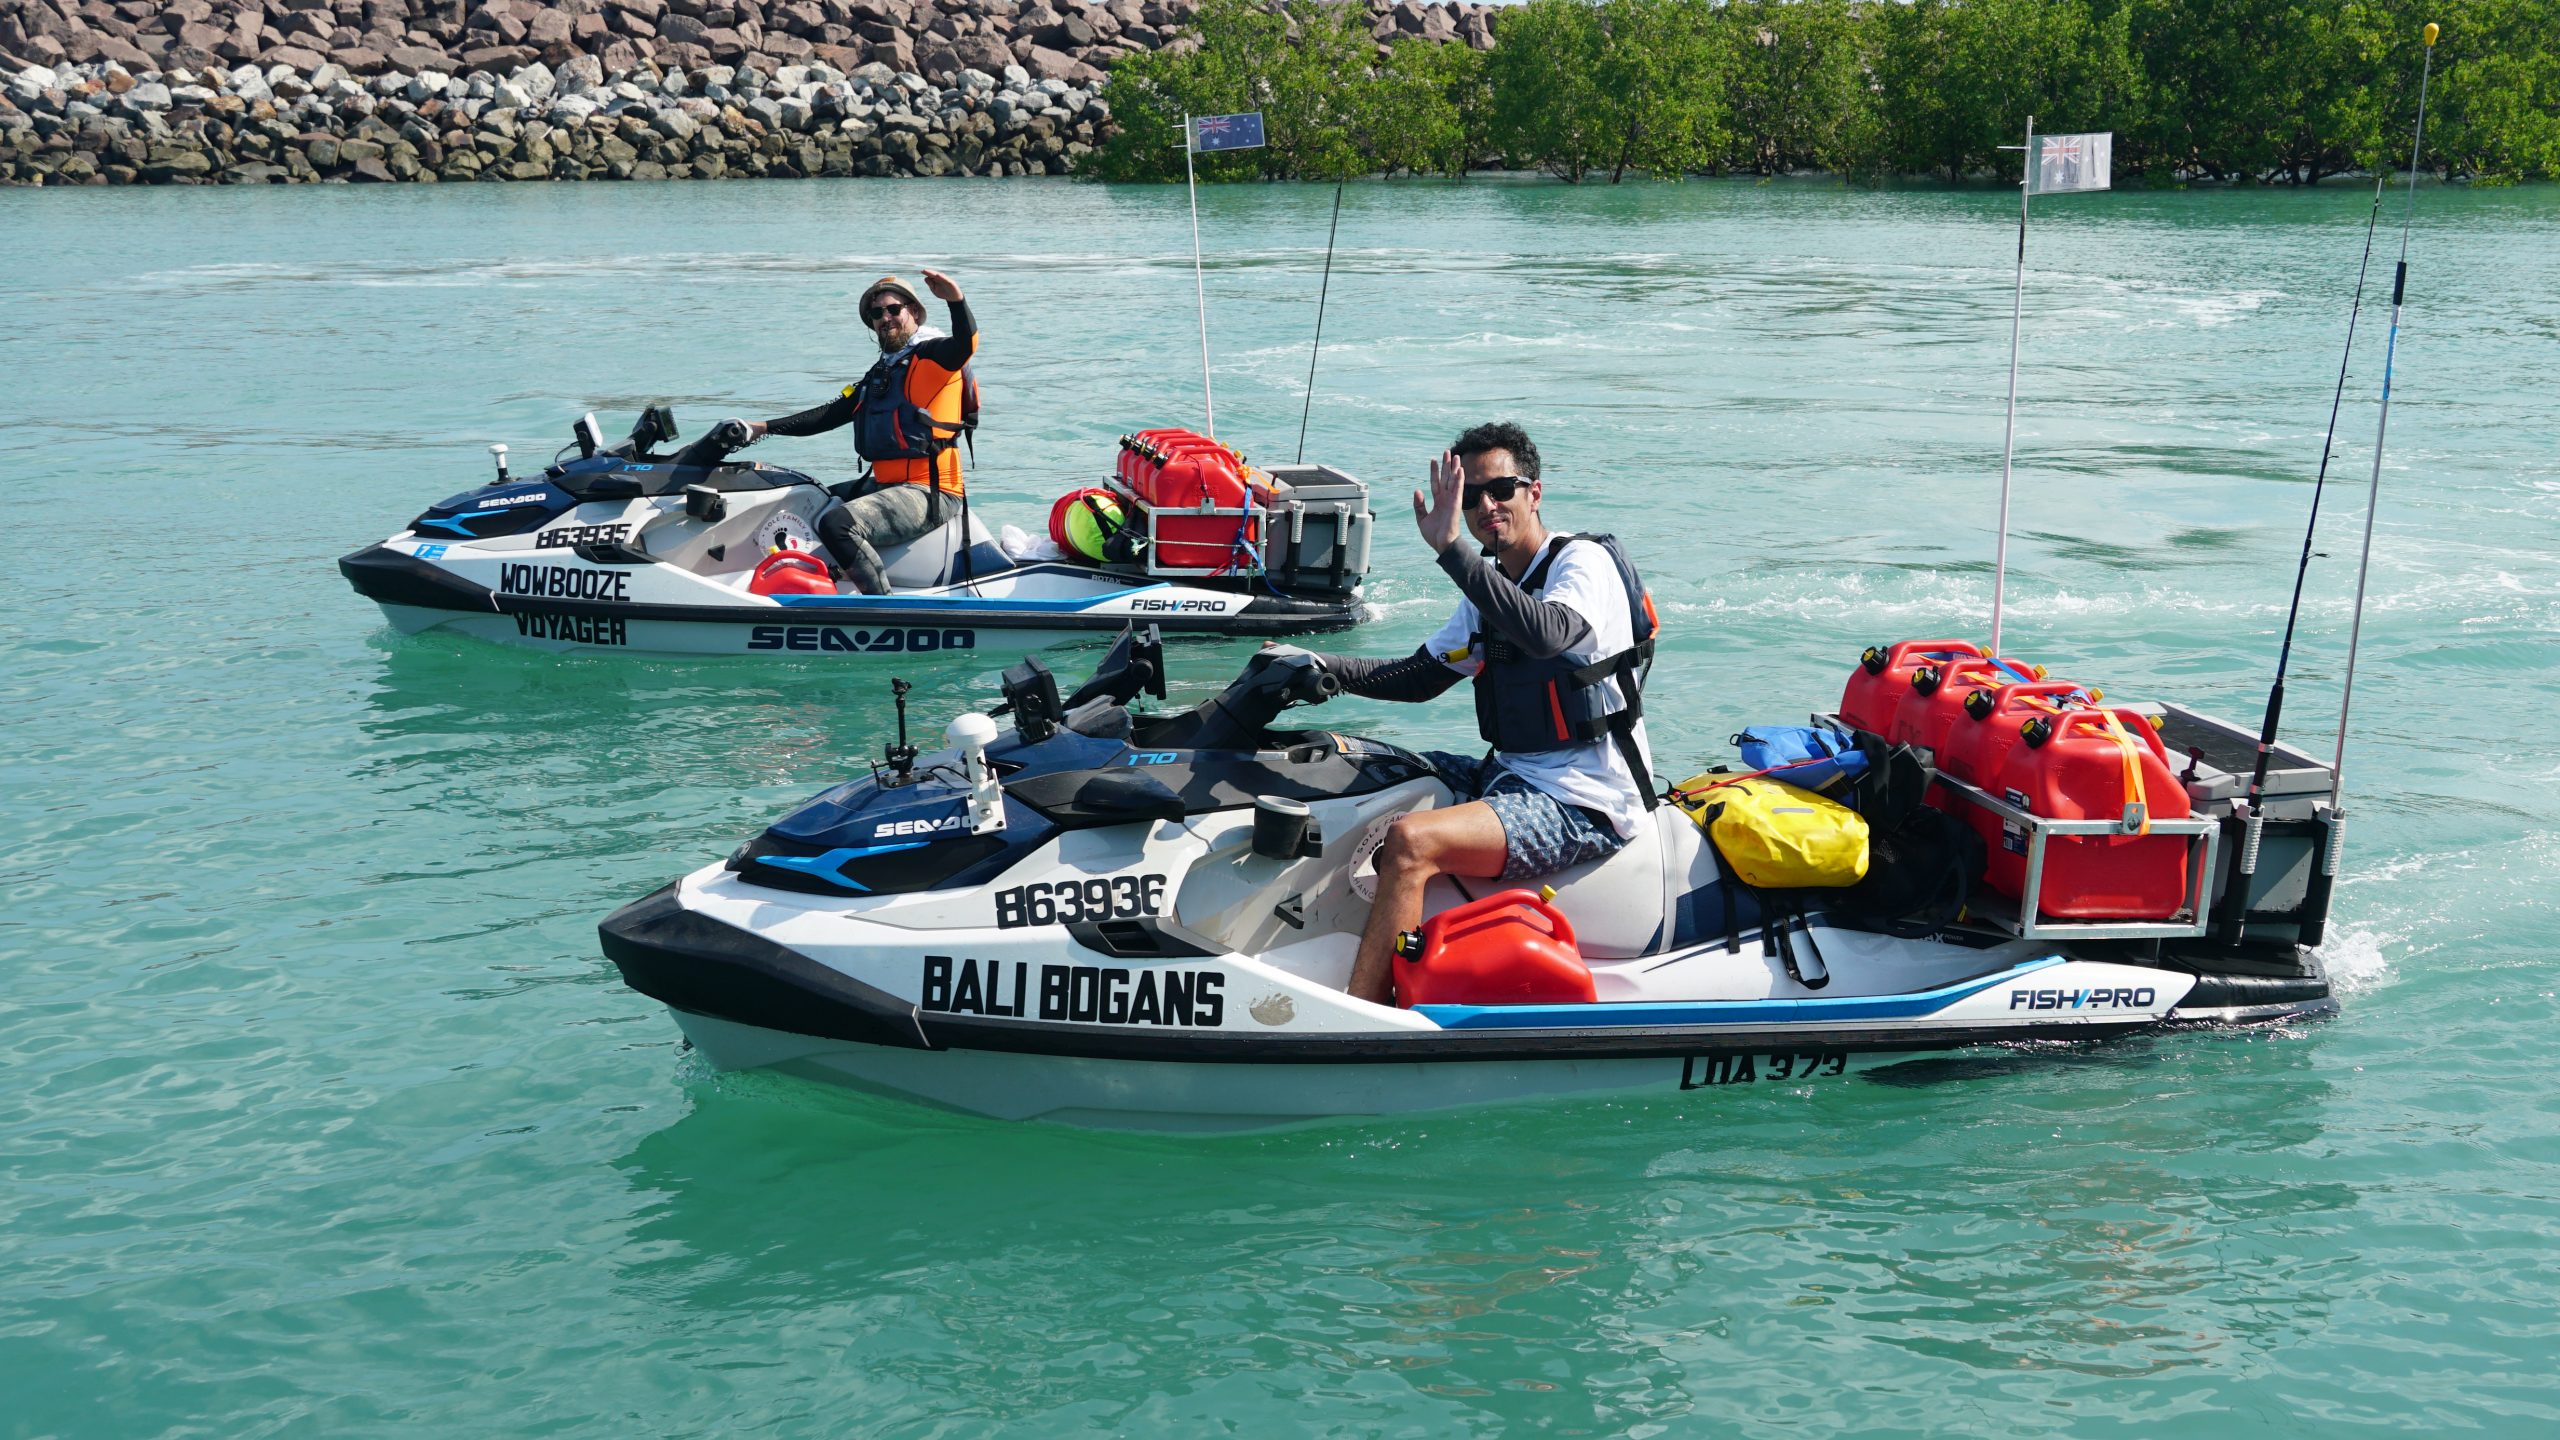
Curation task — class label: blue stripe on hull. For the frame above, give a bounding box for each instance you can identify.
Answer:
[1413,958,2063,1031]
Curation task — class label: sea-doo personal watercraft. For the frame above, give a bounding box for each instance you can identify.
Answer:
[599,630,2341,1132]
[339,407,1373,657]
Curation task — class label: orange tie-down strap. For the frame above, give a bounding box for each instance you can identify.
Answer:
[2088,708,2152,835]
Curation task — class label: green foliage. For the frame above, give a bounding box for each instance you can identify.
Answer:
[1092,0,2560,184]
[1485,0,1726,183]
[1363,40,1491,178]
[2423,0,2560,182]
[1713,0,1882,176]
[1091,0,1379,182]
[1485,0,1613,181]
[1596,0,1727,181]
[1093,0,1468,181]
[1874,0,2147,182]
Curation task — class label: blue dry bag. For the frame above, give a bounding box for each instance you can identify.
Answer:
[1734,723,1870,794]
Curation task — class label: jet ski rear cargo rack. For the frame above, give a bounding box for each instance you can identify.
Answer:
[1103,462,1374,592]
[1920,701,2341,945]
[1931,775,2221,941]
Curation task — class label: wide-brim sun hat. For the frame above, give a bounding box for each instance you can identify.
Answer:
[860,275,926,316]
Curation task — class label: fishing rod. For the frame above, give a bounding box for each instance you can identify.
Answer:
[2330,24,2438,814]
[2228,22,2440,943]
[2218,175,2388,941]
[1296,182,1345,464]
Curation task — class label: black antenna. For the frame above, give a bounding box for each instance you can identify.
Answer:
[1296,182,1345,464]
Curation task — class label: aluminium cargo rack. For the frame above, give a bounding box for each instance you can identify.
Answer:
[1929,772,2222,941]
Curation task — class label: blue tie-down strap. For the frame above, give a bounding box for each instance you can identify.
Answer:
[1734,724,1869,794]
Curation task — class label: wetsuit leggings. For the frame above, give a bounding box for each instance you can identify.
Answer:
[816,482,939,594]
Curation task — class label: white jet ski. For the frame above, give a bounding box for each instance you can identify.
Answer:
[340,407,1372,657]
[598,630,2341,1132]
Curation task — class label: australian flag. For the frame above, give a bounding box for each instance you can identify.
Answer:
[1191,112,1266,154]
[2030,132,2113,194]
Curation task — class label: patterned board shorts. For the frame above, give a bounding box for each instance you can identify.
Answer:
[1421,751,1630,883]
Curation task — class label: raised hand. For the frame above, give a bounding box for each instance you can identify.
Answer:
[920,267,964,302]
[1412,449,1466,555]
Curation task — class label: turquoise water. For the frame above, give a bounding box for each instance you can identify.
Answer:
[6,177,2558,1434]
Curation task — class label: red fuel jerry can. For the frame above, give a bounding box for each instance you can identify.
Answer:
[749,548,835,596]
[1841,639,1984,735]
[1987,708,2191,920]
[1395,889,1594,1008]
[1934,679,2091,787]
[1886,654,2049,753]
[1116,428,1265,570]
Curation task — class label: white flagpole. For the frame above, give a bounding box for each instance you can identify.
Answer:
[1991,115,2034,657]
[1182,113,1216,439]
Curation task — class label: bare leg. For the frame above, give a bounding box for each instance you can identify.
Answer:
[1347,801,1509,1005]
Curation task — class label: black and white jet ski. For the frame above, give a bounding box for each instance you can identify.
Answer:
[598,630,2341,1132]
[339,407,1372,657]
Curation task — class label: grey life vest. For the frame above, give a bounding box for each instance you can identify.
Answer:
[1470,533,1659,806]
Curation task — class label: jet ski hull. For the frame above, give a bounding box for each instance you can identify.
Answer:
[594,637,2339,1133]
[342,540,1361,655]
[601,877,2334,1133]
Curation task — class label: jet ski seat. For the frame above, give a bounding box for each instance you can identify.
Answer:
[1514,809,1692,960]
[878,511,1011,590]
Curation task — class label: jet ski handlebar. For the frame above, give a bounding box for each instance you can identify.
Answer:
[669,417,758,470]
[1138,648,1339,753]
[1002,633,1336,752]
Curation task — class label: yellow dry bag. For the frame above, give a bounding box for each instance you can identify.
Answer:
[1673,772,1871,889]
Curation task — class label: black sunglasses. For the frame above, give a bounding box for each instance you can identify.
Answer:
[1464,476,1527,508]
[864,301,912,323]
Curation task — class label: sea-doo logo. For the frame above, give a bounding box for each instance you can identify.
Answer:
[921,955,1225,1027]
[498,563,628,602]
[875,815,965,838]
[513,612,627,646]
[745,626,976,654]
[2009,986,2157,1012]
[480,492,550,508]
[1129,597,1230,613]
[536,522,633,550]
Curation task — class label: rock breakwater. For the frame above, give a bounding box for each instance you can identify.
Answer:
[0,0,1496,184]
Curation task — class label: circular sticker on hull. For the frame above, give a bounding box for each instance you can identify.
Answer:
[754,507,819,556]
[1348,815,1401,902]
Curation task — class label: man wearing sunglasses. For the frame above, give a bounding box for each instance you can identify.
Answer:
[1298,421,1658,1006]
[746,267,979,593]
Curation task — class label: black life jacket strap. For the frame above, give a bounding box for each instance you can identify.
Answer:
[1611,717,1658,810]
